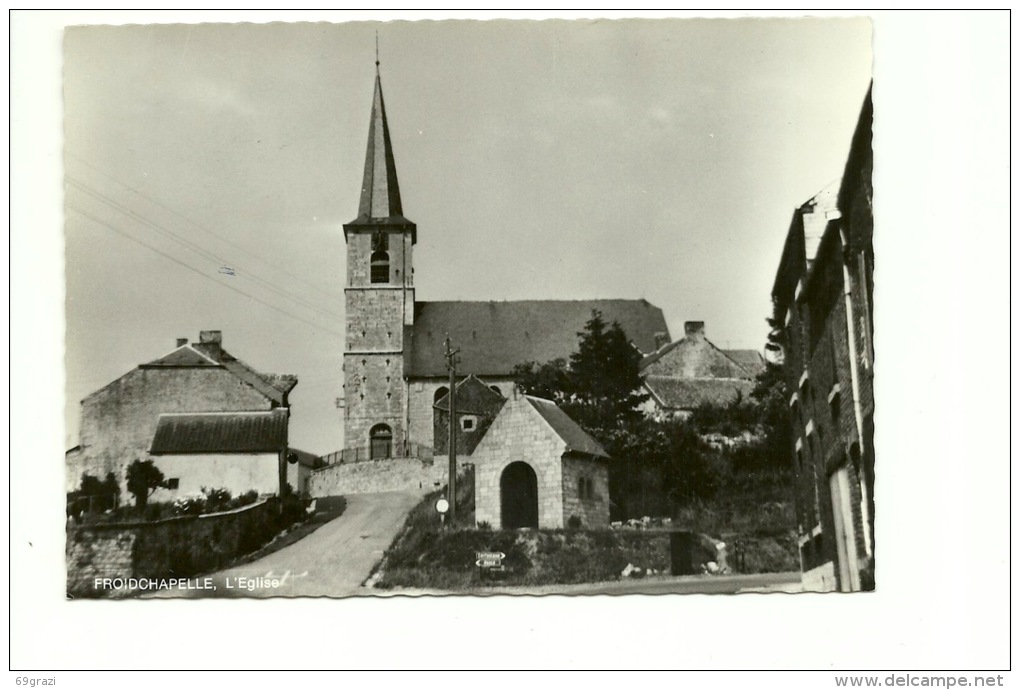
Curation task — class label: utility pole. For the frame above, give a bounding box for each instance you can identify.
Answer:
[444,334,460,526]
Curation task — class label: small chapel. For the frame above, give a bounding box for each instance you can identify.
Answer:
[331,65,670,527]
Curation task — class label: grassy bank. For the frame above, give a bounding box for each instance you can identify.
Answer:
[373,490,670,590]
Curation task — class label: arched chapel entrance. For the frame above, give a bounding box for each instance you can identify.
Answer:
[500,461,539,529]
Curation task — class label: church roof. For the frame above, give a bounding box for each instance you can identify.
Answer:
[150,410,289,455]
[347,72,413,227]
[525,396,609,459]
[405,299,670,378]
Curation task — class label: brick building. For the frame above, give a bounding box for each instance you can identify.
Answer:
[66,330,298,499]
[638,320,765,420]
[340,67,670,463]
[771,86,874,592]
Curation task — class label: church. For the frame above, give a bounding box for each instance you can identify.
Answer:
[340,66,671,460]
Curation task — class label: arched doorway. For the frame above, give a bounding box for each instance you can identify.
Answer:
[500,461,538,529]
[369,424,392,459]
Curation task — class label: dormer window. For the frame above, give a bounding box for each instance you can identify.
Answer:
[371,251,389,283]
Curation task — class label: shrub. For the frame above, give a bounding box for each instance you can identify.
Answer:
[172,494,207,516]
[201,487,232,513]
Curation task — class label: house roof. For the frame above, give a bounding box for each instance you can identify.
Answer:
[723,349,766,377]
[406,299,669,378]
[643,376,754,411]
[434,374,507,414]
[525,396,609,459]
[141,341,298,405]
[150,410,289,455]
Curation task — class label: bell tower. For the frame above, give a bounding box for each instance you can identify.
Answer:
[342,64,415,454]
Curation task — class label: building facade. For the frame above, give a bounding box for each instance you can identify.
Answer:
[66,330,297,498]
[772,86,874,592]
[472,396,610,530]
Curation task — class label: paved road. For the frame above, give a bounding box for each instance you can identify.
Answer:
[145,491,421,599]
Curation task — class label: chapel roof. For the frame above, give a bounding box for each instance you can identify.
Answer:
[525,396,609,459]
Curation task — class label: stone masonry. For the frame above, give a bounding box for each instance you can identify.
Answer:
[471,396,609,530]
[560,454,610,528]
[69,366,273,493]
[310,456,449,497]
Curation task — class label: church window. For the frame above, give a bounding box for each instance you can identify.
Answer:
[370,424,392,459]
[371,251,389,283]
[490,385,502,396]
[165,478,180,490]
[433,387,449,405]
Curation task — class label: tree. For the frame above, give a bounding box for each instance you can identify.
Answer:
[567,311,648,429]
[511,358,571,405]
[125,459,166,509]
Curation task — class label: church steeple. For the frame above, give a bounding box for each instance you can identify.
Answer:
[354,69,407,224]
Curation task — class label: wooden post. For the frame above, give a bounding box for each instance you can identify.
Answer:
[444,335,460,526]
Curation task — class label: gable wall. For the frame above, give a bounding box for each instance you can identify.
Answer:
[471,398,566,529]
[69,367,273,493]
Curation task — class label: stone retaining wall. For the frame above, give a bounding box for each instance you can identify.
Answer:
[309,456,454,497]
[66,499,277,598]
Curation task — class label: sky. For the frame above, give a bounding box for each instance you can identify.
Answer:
[62,17,872,454]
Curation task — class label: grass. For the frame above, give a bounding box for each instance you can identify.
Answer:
[373,490,671,590]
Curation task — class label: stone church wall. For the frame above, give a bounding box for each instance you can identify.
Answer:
[309,457,449,497]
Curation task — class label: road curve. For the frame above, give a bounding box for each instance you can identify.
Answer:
[145,491,421,599]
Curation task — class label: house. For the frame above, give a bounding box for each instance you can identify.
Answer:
[638,321,765,419]
[65,330,298,500]
[338,67,670,462]
[432,374,507,457]
[771,85,874,592]
[148,409,289,501]
[471,395,610,529]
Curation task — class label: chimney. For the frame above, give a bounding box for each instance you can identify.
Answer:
[654,332,670,350]
[199,330,222,345]
[684,321,706,339]
[176,338,188,347]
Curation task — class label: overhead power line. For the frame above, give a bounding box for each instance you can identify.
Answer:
[66,176,344,322]
[67,204,346,339]
[65,151,339,301]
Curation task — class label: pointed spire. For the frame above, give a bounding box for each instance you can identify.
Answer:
[355,67,405,223]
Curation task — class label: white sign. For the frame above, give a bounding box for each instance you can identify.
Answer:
[435,498,449,514]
